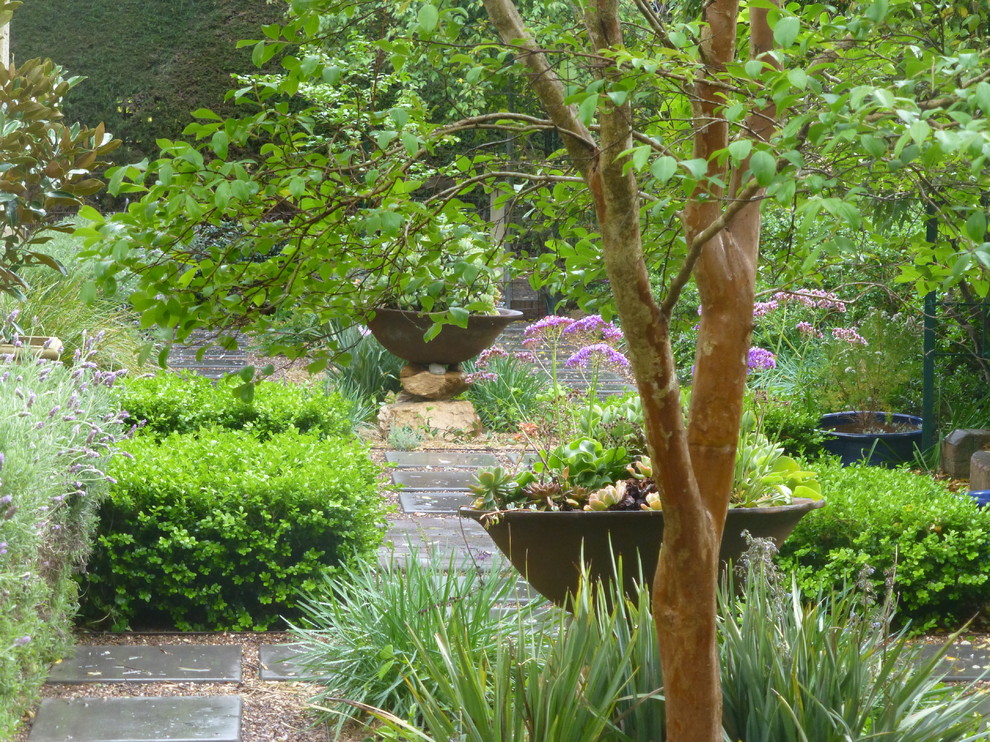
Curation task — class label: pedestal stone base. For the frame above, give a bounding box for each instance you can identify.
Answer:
[399,363,470,399]
[379,398,482,439]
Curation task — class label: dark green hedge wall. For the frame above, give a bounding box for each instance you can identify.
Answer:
[11,0,283,163]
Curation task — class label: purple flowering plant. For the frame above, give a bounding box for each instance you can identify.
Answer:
[468,315,634,447]
[0,324,132,691]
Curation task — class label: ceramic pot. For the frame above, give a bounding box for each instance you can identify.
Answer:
[818,411,922,467]
[460,498,825,609]
[367,307,522,365]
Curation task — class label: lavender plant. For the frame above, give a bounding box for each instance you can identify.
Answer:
[0,325,130,738]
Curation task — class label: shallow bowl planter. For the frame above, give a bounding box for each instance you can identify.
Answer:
[367,307,522,365]
[460,498,825,609]
[818,411,922,467]
[0,335,63,361]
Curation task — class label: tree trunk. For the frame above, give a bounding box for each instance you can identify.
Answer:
[481,1,772,740]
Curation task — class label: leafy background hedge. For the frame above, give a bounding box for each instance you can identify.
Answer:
[11,0,283,163]
[116,371,355,438]
[80,428,387,630]
[779,461,990,632]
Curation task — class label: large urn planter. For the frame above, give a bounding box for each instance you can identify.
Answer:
[818,411,922,467]
[460,498,825,609]
[367,308,522,365]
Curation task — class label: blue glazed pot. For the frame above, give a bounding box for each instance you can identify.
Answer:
[967,490,990,508]
[818,411,923,467]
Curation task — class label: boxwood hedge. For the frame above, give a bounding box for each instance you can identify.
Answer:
[79,427,388,630]
[778,460,990,632]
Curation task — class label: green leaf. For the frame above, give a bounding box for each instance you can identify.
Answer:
[909,119,930,144]
[400,131,420,156]
[975,82,990,114]
[390,108,409,129]
[749,150,777,186]
[233,381,255,403]
[650,156,677,183]
[607,89,629,106]
[965,211,987,242]
[682,158,708,179]
[191,108,222,121]
[578,94,599,125]
[211,131,229,159]
[418,3,439,33]
[865,0,888,22]
[728,140,753,162]
[631,146,650,172]
[773,17,800,49]
[787,69,808,90]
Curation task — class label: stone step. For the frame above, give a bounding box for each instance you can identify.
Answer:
[28,696,241,742]
[916,641,990,681]
[392,469,476,490]
[385,450,501,468]
[399,490,476,514]
[382,516,501,570]
[47,645,241,684]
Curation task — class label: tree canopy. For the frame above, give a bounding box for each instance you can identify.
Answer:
[78,2,990,738]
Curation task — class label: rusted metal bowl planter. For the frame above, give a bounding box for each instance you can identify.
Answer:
[367,308,523,365]
[460,498,825,609]
[818,411,923,467]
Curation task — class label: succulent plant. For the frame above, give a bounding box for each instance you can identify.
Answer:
[584,481,628,511]
[641,491,663,511]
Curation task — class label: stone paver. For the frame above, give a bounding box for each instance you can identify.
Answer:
[385,450,500,468]
[392,470,475,490]
[917,641,990,681]
[48,645,241,684]
[383,517,502,569]
[28,696,241,742]
[400,490,476,514]
[258,644,305,681]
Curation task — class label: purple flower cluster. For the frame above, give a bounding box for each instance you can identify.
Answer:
[832,327,868,345]
[561,315,624,344]
[796,321,823,338]
[565,343,631,371]
[747,346,777,372]
[464,371,498,384]
[772,289,847,313]
[523,315,573,345]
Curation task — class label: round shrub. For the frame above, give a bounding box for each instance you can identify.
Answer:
[79,428,388,630]
[778,460,990,631]
[115,371,355,438]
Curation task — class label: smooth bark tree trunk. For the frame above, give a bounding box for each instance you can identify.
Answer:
[482,1,777,740]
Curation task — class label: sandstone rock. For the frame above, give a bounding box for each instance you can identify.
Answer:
[972,450,990,492]
[378,398,482,439]
[941,429,990,479]
[399,363,469,400]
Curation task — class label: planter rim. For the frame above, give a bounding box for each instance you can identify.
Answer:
[371,307,524,320]
[817,411,922,439]
[459,497,826,520]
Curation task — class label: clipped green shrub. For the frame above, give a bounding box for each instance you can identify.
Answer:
[79,428,388,631]
[0,338,128,738]
[116,371,355,438]
[778,460,990,631]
